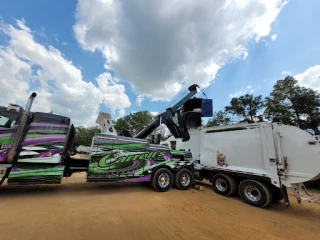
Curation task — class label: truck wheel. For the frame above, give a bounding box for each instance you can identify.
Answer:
[239,180,273,208]
[175,168,193,190]
[152,168,173,192]
[212,174,237,196]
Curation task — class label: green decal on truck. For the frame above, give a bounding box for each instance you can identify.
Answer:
[98,151,165,168]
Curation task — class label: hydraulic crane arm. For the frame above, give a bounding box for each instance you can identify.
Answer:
[134,84,199,142]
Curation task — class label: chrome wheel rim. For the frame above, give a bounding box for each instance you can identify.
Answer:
[244,186,261,202]
[216,179,227,192]
[158,173,170,188]
[180,173,190,186]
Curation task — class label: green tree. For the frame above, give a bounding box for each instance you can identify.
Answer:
[206,111,231,127]
[268,76,302,126]
[225,94,264,123]
[75,126,101,146]
[114,111,154,136]
[264,97,294,125]
[264,76,320,134]
[293,87,320,135]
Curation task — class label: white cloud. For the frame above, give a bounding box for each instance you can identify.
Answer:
[95,72,131,117]
[242,50,249,60]
[282,70,292,75]
[229,90,247,99]
[294,65,320,91]
[271,34,277,41]
[0,20,131,126]
[229,85,259,99]
[73,0,286,101]
[53,34,68,46]
[0,47,32,105]
[150,111,159,117]
[135,94,146,106]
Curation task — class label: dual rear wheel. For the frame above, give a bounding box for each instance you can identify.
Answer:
[212,174,279,208]
[151,168,193,192]
[238,180,273,208]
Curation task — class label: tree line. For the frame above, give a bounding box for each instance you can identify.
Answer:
[207,76,320,136]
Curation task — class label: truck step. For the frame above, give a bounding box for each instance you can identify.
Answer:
[289,183,318,204]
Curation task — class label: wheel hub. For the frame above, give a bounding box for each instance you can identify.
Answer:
[244,186,261,202]
[158,173,170,188]
[181,173,190,186]
[216,179,227,192]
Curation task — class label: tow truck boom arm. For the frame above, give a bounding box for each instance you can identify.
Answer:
[134,84,199,142]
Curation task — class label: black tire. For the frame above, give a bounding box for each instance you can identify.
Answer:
[212,174,237,196]
[174,168,193,190]
[238,180,273,208]
[151,168,173,192]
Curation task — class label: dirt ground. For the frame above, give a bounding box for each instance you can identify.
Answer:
[1,173,320,240]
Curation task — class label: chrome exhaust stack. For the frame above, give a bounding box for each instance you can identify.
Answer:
[7,92,37,164]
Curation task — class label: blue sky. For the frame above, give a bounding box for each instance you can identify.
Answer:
[212,0,320,116]
[0,0,319,126]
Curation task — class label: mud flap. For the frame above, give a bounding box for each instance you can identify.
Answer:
[282,185,290,208]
